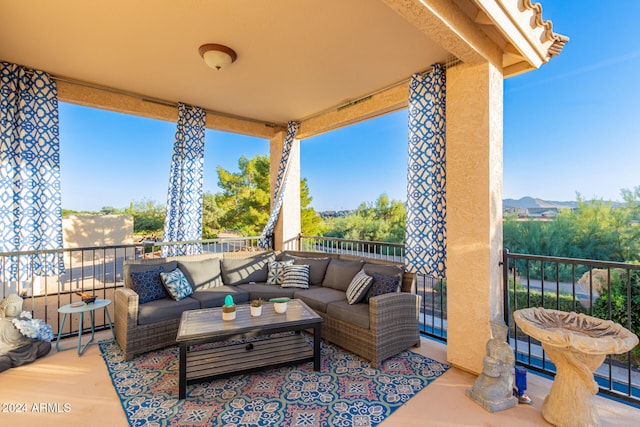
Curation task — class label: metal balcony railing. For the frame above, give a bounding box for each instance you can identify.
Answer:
[0,237,263,340]
[7,236,638,404]
[299,235,447,341]
[503,249,640,404]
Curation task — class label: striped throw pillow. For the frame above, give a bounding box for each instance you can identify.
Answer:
[281,264,310,289]
[346,269,373,304]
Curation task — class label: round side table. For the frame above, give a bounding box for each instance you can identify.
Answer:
[56,299,115,355]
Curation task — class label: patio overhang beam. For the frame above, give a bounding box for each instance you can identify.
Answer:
[297,79,409,140]
[56,79,281,139]
[383,0,503,69]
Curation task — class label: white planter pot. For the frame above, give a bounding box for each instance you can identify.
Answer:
[250,306,262,317]
[222,310,236,321]
[274,302,288,314]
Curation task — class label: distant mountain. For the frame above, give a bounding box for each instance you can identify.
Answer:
[503,197,577,210]
[503,197,623,210]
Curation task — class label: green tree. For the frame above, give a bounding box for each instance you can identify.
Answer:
[99,206,122,215]
[591,269,640,360]
[128,199,165,236]
[212,154,323,236]
[504,188,640,281]
[301,178,325,236]
[215,154,271,235]
[202,192,222,239]
[323,194,405,243]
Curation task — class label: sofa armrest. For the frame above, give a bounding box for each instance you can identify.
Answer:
[369,292,421,332]
[115,287,139,328]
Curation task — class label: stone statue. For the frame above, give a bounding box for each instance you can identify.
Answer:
[466,318,518,412]
[0,294,51,373]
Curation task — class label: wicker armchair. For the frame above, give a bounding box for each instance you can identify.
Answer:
[317,268,420,368]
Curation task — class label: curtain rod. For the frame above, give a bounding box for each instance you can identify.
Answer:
[297,62,452,123]
[50,74,282,128]
[9,58,458,127]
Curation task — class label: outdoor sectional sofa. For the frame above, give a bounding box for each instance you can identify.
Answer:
[114,250,420,367]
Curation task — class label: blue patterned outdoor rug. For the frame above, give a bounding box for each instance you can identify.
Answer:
[100,338,449,427]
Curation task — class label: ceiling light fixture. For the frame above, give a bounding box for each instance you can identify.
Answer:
[198,44,237,70]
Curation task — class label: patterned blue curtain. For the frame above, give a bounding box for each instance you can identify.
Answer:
[162,103,206,257]
[0,62,64,283]
[405,64,446,278]
[259,121,300,249]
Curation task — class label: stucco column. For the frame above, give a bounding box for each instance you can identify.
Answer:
[445,61,504,374]
[269,130,301,251]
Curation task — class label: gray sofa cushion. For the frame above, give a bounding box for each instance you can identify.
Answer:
[292,287,346,313]
[237,283,296,300]
[281,254,331,285]
[221,253,275,285]
[326,300,370,329]
[124,261,178,289]
[191,285,250,309]
[322,259,364,291]
[137,296,200,325]
[363,263,403,281]
[178,257,223,291]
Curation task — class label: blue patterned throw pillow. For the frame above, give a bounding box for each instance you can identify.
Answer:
[160,268,193,301]
[366,272,401,301]
[267,260,294,285]
[281,264,310,289]
[346,269,373,304]
[130,267,168,304]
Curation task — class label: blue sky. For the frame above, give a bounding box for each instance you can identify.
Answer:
[59,1,640,212]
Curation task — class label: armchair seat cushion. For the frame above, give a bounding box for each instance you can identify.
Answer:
[292,287,346,313]
[326,300,370,329]
[137,297,200,325]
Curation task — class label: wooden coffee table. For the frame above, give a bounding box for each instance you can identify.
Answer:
[176,299,323,399]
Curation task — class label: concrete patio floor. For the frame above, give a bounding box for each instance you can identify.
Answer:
[0,332,638,426]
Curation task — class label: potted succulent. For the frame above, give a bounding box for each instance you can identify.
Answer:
[270,297,290,314]
[222,295,236,321]
[250,299,263,317]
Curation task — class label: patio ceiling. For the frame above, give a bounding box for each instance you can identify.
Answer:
[0,0,450,125]
[0,0,566,132]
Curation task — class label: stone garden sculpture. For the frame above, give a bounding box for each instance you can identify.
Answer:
[466,318,518,412]
[0,294,52,373]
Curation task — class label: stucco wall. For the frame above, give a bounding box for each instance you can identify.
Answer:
[63,215,134,248]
